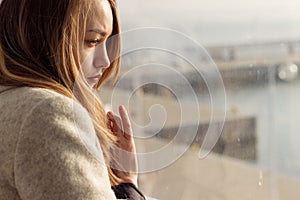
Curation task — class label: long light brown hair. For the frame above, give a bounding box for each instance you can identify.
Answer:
[0,0,122,185]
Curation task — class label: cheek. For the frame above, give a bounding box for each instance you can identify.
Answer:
[79,49,93,76]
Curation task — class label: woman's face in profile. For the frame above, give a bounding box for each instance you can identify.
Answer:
[80,0,113,88]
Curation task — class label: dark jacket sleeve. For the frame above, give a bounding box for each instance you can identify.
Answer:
[112,183,146,200]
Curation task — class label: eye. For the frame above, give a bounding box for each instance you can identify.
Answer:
[85,39,101,47]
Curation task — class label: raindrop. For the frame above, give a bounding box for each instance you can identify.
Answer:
[277,63,298,82]
[258,170,263,187]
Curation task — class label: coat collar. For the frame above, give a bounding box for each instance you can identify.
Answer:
[0,85,17,94]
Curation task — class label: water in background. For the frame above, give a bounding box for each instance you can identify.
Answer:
[225,77,300,178]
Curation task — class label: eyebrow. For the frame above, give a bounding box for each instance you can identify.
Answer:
[87,29,111,37]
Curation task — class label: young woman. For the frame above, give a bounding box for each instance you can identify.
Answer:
[0,0,145,199]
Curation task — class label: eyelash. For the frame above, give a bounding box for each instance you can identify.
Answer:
[85,39,101,47]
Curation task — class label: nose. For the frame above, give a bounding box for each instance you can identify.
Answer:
[93,42,110,71]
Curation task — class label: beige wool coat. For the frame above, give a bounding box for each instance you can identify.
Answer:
[0,86,118,199]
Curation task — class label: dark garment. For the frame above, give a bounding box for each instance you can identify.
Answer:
[112,183,146,200]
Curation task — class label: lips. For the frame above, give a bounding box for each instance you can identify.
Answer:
[87,74,102,83]
[88,74,101,79]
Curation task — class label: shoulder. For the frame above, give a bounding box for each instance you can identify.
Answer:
[1,86,92,134]
[10,87,115,199]
[1,86,105,163]
[17,87,104,161]
[3,86,88,124]
[0,86,79,116]
[20,86,77,110]
[21,87,86,121]
[0,86,91,138]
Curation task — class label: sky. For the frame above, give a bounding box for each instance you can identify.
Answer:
[118,0,300,46]
[119,0,300,22]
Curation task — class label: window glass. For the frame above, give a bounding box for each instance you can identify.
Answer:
[101,0,300,199]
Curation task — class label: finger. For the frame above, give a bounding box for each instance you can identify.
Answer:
[107,111,123,135]
[106,112,113,129]
[118,105,133,140]
[106,112,115,132]
[107,112,116,124]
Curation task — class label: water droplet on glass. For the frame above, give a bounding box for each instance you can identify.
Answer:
[277,63,298,82]
[258,170,263,187]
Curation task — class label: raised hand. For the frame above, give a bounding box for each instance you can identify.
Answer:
[107,105,138,185]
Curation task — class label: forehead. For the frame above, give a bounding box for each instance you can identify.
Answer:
[86,0,113,32]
